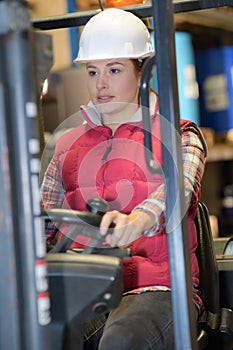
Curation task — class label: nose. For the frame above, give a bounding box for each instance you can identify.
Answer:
[96,72,108,90]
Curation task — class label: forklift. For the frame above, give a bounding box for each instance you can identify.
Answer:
[0,0,232,349]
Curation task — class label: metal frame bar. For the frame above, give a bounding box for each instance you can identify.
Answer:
[0,1,51,350]
[140,1,199,348]
[151,0,198,348]
[0,44,21,350]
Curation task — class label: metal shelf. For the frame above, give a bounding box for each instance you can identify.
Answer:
[175,6,233,32]
[32,0,233,30]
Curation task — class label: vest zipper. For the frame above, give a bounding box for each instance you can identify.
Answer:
[102,144,112,160]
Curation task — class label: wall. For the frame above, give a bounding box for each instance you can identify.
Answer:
[28,0,72,71]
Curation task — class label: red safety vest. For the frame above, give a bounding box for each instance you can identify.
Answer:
[54,110,201,291]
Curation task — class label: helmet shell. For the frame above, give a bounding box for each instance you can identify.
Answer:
[74,8,154,62]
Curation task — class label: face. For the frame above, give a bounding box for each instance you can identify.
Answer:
[86,59,141,124]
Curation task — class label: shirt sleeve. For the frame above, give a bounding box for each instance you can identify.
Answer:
[133,126,207,235]
[40,156,64,244]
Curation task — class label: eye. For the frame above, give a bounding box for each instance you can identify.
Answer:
[110,68,120,74]
[87,70,97,77]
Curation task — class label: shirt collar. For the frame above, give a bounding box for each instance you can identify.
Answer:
[80,90,158,126]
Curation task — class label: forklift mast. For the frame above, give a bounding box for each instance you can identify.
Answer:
[0,1,51,349]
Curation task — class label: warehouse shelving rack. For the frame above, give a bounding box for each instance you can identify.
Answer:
[0,1,233,349]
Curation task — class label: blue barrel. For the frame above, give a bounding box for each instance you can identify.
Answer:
[151,31,200,125]
[195,45,233,133]
[175,32,200,125]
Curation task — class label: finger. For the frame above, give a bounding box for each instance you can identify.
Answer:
[100,211,118,236]
[108,219,133,247]
[113,225,135,247]
[107,226,125,247]
[103,213,129,246]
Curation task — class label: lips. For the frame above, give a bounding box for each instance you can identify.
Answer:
[97,95,114,103]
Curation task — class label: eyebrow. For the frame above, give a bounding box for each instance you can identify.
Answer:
[87,61,125,69]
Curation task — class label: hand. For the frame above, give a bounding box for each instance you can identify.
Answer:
[100,210,154,247]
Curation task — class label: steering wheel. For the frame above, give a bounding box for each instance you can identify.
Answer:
[42,198,131,257]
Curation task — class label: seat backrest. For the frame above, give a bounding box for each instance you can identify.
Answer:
[195,202,220,314]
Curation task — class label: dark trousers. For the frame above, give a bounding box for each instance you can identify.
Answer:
[83,291,181,350]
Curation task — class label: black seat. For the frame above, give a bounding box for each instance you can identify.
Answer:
[195,202,220,315]
[195,202,233,349]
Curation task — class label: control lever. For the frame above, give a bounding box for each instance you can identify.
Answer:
[82,198,112,254]
[86,197,109,216]
[43,208,103,253]
[83,198,131,257]
[43,198,131,257]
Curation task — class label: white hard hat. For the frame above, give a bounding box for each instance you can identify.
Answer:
[74,8,154,63]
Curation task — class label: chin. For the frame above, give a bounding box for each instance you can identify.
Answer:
[95,101,121,115]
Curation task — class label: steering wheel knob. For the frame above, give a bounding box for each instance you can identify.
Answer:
[86,198,109,216]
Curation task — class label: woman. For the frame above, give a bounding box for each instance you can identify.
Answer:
[41,8,207,349]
